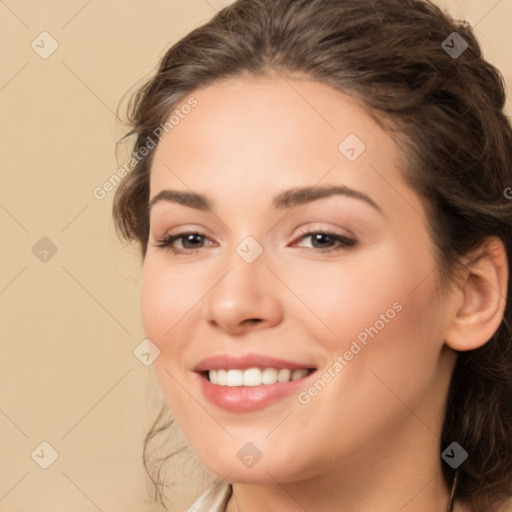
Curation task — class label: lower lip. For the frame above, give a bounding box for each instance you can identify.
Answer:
[198,372,315,412]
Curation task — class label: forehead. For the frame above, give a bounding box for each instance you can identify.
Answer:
[148,74,420,220]
[152,74,385,162]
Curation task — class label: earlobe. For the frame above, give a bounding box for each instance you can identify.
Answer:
[444,236,509,352]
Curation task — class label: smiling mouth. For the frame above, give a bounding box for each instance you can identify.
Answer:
[204,367,316,386]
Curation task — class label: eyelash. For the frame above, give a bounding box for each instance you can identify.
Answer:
[152,229,357,255]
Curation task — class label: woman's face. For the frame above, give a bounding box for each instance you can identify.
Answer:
[141,74,457,484]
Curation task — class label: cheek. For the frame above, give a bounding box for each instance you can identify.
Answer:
[291,241,443,386]
[140,256,198,348]
[318,255,446,422]
[278,245,418,348]
[140,258,194,411]
[140,258,191,385]
[287,275,445,465]
[140,262,168,343]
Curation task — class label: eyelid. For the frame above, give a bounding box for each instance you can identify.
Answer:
[291,222,355,241]
[151,223,214,243]
[289,226,357,252]
[152,230,216,252]
[152,223,358,255]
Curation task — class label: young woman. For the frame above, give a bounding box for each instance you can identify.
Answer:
[112,0,512,510]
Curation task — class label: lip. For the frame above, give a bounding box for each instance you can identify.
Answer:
[194,352,317,412]
[194,352,316,372]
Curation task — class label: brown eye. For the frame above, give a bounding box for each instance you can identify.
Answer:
[292,231,357,253]
[153,232,214,254]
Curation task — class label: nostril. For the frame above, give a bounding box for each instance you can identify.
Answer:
[243,318,262,325]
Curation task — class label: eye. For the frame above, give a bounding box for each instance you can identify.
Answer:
[290,229,357,253]
[152,231,215,254]
[152,229,357,255]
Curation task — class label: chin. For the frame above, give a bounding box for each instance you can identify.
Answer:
[195,443,313,485]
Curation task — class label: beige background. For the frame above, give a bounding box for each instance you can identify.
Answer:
[0,1,510,511]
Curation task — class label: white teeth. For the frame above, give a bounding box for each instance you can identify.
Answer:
[291,369,309,381]
[207,367,312,386]
[217,369,227,386]
[243,368,262,386]
[262,367,278,385]
[225,369,244,387]
[277,369,291,382]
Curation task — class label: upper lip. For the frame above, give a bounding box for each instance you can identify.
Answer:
[194,352,317,372]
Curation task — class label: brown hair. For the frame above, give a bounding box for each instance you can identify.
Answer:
[112,0,512,510]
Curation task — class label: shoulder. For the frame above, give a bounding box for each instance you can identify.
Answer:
[183,480,232,512]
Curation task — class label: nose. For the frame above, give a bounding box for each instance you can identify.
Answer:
[202,247,284,335]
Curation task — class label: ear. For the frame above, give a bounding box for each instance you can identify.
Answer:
[444,236,509,352]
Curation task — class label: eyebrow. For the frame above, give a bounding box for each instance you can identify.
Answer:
[149,185,382,214]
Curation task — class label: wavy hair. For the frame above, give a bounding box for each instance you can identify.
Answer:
[112,1,512,510]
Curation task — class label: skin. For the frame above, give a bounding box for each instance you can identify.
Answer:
[140,73,508,512]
